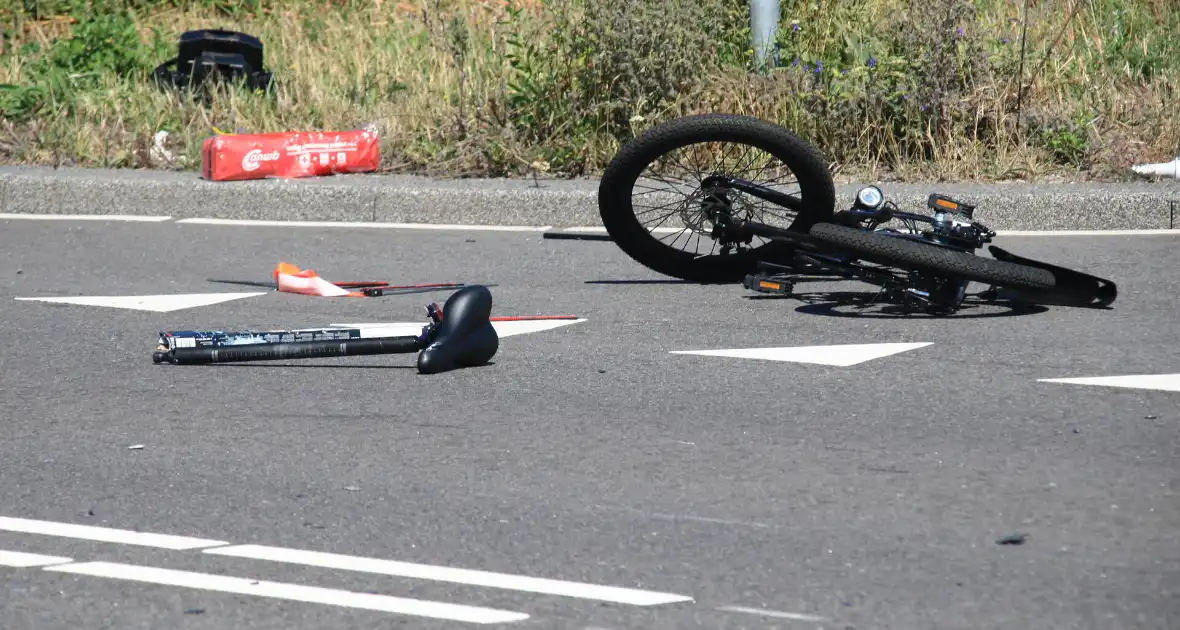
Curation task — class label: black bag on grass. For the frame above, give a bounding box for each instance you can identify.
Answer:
[153,29,273,92]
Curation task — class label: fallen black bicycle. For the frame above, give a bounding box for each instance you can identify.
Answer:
[597,113,1116,315]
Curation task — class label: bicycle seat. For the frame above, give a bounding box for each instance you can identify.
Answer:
[417,284,500,374]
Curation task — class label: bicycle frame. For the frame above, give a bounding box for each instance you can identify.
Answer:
[703,174,994,251]
[699,177,1115,314]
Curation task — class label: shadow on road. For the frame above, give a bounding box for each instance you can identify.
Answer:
[584,276,1053,318]
[204,364,418,369]
[200,361,500,370]
[763,290,1052,319]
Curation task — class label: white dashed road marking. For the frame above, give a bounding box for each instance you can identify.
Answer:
[0,550,74,568]
[204,544,693,606]
[43,562,530,624]
[0,516,229,550]
[715,605,829,622]
[0,515,693,623]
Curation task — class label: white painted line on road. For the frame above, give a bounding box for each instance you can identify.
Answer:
[0,517,229,550]
[671,342,933,367]
[175,217,553,232]
[0,213,173,222]
[558,225,1180,236]
[5,213,1167,235]
[204,544,694,606]
[0,550,74,568]
[558,226,680,234]
[995,228,1180,236]
[1038,373,1180,393]
[716,605,828,622]
[44,561,529,624]
[14,292,267,313]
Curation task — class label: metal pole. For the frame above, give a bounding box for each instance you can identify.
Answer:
[750,0,780,69]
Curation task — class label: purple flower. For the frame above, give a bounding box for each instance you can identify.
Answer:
[791,23,800,32]
[867,58,876,68]
[815,61,823,73]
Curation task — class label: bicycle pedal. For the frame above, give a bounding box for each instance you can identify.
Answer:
[743,273,795,295]
[927,193,976,219]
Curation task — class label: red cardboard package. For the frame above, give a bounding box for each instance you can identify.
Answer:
[201,128,380,181]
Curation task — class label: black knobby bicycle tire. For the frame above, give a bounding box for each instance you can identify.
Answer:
[598,114,836,283]
[806,223,1057,290]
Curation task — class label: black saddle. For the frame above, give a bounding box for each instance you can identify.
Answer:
[417,285,500,374]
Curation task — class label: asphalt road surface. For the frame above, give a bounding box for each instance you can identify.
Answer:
[1,217,1177,630]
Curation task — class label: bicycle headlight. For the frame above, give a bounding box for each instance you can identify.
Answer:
[856,185,884,209]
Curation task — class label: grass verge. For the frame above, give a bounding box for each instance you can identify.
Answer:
[1,0,1178,182]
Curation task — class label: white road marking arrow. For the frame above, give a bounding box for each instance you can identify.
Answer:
[1038,373,1180,393]
[670,342,932,366]
[332,319,587,338]
[14,292,267,312]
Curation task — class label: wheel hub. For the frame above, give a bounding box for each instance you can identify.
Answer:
[696,174,754,254]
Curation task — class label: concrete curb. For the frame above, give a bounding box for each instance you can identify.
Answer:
[1,165,1178,231]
